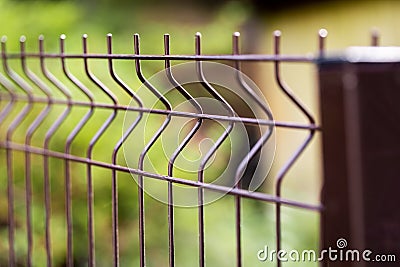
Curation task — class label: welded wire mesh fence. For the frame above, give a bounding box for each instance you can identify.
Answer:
[0,30,327,267]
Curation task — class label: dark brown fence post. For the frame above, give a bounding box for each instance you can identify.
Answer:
[318,48,400,267]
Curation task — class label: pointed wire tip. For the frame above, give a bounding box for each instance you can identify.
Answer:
[319,28,328,38]
[1,36,7,43]
[371,27,379,37]
[133,34,140,53]
[233,32,240,37]
[370,27,379,46]
[60,34,66,40]
[20,35,26,42]
[274,30,282,37]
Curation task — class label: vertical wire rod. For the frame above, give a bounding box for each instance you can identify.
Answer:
[164,33,204,267]
[1,36,34,267]
[107,33,144,267]
[20,35,54,267]
[232,32,243,267]
[134,33,173,267]
[195,33,206,267]
[232,32,275,267]
[273,30,317,267]
[195,31,236,267]
[0,66,17,267]
[83,34,119,267]
[60,34,95,267]
[40,34,74,267]
[195,35,236,266]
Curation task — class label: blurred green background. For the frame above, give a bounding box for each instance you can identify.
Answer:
[1,0,400,266]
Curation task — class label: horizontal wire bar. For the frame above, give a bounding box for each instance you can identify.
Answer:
[0,140,322,211]
[0,93,321,130]
[3,53,315,62]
